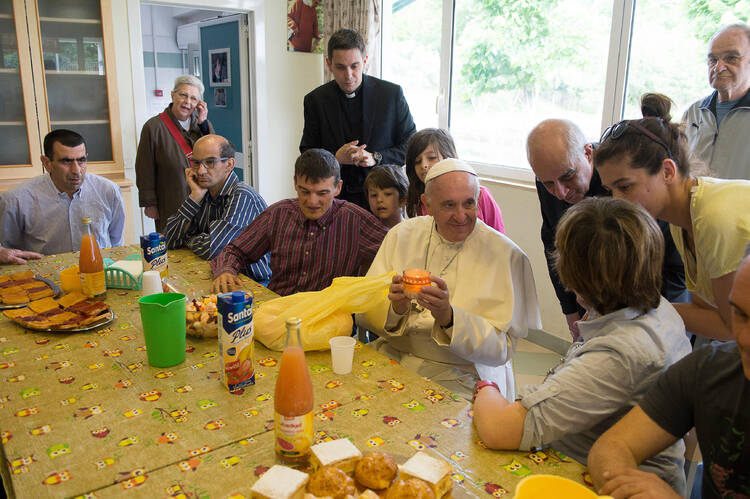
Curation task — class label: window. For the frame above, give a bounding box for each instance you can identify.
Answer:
[381,0,442,129]
[450,0,612,170]
[381,0,748,178]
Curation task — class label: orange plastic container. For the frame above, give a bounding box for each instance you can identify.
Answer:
[402,269,431,299]
[274,317,314,462]
[79,218,106,299]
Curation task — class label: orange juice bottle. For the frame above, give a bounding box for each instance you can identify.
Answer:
[274,317,313,462]
[79,217,106,299]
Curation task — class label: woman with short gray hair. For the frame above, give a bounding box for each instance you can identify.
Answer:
[135,74,214,232]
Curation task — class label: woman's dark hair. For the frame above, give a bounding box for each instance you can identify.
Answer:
[404,128,457,217]
[594,93,692,177]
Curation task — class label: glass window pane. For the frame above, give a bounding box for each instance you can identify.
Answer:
[37,5,112,162]
[450,0,613,169]
[624,1,746,120]
[0,0,30,165]
[382,0,441,129]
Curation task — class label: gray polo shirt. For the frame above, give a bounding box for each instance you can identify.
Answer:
[519,298,691,495]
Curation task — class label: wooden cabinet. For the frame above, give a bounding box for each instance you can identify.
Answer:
[0,0,134,244]
[1,0,122,178]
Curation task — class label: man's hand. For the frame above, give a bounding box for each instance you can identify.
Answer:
[185,169,208,203]
[144,206,159,220]
[388,274,412,315]
[0,247,43,265]
[599,469,681,499]
[211,273,244,294]
[417,275,452,327]
[195,100,208,124]
[335,140,367,165]
[565,312,581,341]
[354,150,376,167]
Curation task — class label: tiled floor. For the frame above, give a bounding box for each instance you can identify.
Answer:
[514,338,564,394]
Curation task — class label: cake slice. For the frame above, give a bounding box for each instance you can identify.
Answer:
[28,297,60,314]
[1,291,29,305]
[310,438,362,474]
[9,270,34,281]
[56,291,88,308]
[250,465,308,499]
[28,286,54,301]
[399,452,453,498]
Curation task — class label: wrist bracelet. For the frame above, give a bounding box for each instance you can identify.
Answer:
[472,380,499,402]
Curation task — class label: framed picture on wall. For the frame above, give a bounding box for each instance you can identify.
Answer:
[209,48,231,87]
[287,0,324,53]
[214,88,227,108]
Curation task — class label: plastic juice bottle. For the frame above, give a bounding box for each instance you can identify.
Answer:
[79,217,106,299]
[274,317,314,462]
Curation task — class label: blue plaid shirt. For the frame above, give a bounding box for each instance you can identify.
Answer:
[165,172,271,283]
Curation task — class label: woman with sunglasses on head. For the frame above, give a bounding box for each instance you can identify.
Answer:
[404,128,505,234]
[595,92,750,341]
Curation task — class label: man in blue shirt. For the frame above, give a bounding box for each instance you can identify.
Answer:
[165,134,271,284]
[0,129,125,255]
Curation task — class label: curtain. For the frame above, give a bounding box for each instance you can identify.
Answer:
[322,0,381,81]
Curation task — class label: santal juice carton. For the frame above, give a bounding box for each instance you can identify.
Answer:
[217,291,255,391]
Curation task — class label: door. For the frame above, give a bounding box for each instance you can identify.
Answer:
[199,14,250,184]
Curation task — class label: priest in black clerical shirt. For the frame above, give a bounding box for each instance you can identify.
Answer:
[300,29,416,209]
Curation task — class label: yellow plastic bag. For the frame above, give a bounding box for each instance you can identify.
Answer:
[254,272,396,351]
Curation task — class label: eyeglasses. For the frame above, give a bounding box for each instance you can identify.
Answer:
[189,157,230,170]
[706,53,745,67]
[600,120,674,160]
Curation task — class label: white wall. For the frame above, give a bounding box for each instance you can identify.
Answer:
[140,5,186,118]
[481,179,569,341]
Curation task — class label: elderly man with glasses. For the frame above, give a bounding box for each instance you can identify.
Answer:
[684,23,750,179]
[526,119,687,340]
[165,134,271,285]
[0,129,125,256]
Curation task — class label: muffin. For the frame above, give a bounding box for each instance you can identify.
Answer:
[307,466,356,498]
[385,478,435,499]
[354,452,398,490]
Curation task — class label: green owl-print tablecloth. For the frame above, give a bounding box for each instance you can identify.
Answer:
[0,247,589,498]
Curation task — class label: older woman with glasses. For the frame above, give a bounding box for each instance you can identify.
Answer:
[595,92,750,341]
[135,75,215,232]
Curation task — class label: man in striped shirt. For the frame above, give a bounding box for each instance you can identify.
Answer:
[165,134,271,284]
[211,148,387,296]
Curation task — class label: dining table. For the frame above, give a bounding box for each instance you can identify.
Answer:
[0,246,590,498]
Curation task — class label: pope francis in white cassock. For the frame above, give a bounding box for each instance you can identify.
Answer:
[356,159,541,401]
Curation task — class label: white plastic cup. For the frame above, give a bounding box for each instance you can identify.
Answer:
[329,336,356,375]
[141,270,163,296]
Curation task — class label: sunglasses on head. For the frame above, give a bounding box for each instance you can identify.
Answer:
[600,120,674,160]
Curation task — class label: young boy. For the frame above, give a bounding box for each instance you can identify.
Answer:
[363,165,408,228]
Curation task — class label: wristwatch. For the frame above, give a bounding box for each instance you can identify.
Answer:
[472,380,499,402]
[373,151,382,165]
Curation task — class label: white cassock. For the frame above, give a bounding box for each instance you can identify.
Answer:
[356,216,541,400]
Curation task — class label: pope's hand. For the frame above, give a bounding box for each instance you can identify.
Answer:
[211,273,243,294]
[417,275,453,327]
[388,274,411,315]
